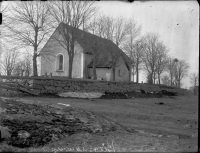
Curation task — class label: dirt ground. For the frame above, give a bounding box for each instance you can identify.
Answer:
[5,95,197,152]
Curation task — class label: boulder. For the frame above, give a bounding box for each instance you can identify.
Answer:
[0,126,11,140]
[18,130,30,139]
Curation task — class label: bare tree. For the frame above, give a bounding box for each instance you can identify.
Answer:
[88,15,132,81]
[86,14,106,37]
[174,60,189,88]
[114,16,130,48]
[1,48,19,76]
[142,34,169,85]
[142,33,160,84]
[123,19,142,82]
[83,17,106,80]
[23,55,32,76]
[101,16,115,41]
[82,35,103,80]
[124,41,136,82]
[13,54,32,76]
[13,61,25,76]
[146,73,151,84]
[125,18,141,42]
[104,41,122,81]
[161,75,170,86]
[4,1,51,76]
[167,57,176,86]
[173,58,179,87]
[124,39,144,83]
[0,2,9,57]
[190,72,199,95]
[0,2,8,37]
[88,15,137,49]
[134,39,144,83]
[90,39,100,80]
[155,42,169,84]
[190,72,199,86]
[48,1,96,78]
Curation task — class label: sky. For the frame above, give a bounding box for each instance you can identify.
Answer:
[96,1,199,88]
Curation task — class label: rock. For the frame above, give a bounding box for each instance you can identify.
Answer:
[167,135,179,139]
[89,122,103,133]
[79,117,89,123]
[0,126,11,140]
[58,92,104,99]
[65,115,75,120]
[155,102,165,105]
[54,110,64,115]
[0,107,7,114]
[58,103,71,107]
[160,90,177,96]
[18,130,30,139]
[140,89,146,93]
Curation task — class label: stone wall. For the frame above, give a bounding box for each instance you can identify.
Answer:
[31,77,188,95]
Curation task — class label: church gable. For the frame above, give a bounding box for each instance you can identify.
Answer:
[39,23,132,81]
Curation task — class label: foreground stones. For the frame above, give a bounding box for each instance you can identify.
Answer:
[0,97,125,148]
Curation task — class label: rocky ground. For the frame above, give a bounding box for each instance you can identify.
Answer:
[0,90,198,152]
[0,97,135,152]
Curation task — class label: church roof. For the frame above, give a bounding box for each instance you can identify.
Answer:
[42,22,132,68]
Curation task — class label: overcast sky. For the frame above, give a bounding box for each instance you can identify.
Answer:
[96,1,199,88]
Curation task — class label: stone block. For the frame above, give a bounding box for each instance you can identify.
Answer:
[56,87,63,91]
[33,85,44,90]
[45,86,55,90]
[40,90,46,93]
[64,87,69,90]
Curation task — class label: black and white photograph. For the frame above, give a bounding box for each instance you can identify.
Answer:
[0,0,199,152]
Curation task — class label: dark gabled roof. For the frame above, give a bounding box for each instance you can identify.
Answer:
[46,22,132,68]
[87,60,112,68]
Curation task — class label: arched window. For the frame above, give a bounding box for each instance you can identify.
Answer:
[56,54,64,71]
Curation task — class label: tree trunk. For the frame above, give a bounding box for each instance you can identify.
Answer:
[129,64,132,82]
[136,62,139,83]
[83,54,87,79]
[170,74,173,86]
[153,72,156,84]
[33,53,38,77]
[21,70,24,76]
[132,65,135,82]
[158,73,161,85]
[178,79,181,88]
[7,71,10,76]
[68,57,73,79]
[132,73,134,82]
[68,39,75,79]
[92,57,97,80]
[112,67,116,81]
[33,27,38,77]
[148,73,153,84]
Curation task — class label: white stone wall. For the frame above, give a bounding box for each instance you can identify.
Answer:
[40,29,83,78]
[87,56,130,81]
[114,56,130,82]
[88,68,111,81]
